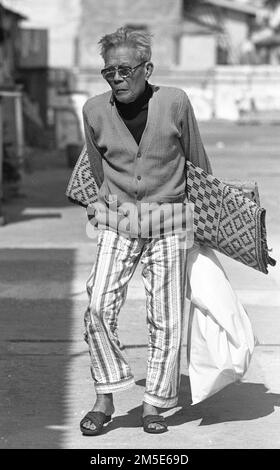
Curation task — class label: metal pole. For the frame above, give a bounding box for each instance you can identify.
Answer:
[0,97,5,225]
[14,93,24,163]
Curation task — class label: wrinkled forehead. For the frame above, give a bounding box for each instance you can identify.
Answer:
[104,45,139,67]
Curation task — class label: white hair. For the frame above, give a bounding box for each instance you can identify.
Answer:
[98,26,152,62]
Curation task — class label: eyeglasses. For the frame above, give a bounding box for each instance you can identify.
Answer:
[101,61,146,81]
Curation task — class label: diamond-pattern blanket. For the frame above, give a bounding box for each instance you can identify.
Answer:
[185,162,276,273]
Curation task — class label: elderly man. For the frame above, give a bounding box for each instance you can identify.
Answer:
[80,26,212,435]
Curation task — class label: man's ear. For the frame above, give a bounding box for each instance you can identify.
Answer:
[145,62,154,80]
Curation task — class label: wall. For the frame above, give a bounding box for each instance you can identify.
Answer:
[179,34,216,69]
[16,28,49,124]
[3,0,184,68]
[185,2,253,65]
[214,66,280,120]
[18,28,48,68]
[0,8,20,85]
[2,0,81,67]
[78,0,182,68]
[222,10,252,63]
[17,68,48,124]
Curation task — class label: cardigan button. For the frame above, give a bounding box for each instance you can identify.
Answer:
[137,152,141,158]
[137,175,141,180]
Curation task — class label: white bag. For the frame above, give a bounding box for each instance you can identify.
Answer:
[185,243,255,405]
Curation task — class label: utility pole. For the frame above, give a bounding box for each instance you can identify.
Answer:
[0,90,24,226]
[0,95,4,225]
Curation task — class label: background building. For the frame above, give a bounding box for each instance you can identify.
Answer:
[2,0,81,68]
[1,0,280,124]
[2,0,266,69]
[0,3,26,219]
[77,0,260,68]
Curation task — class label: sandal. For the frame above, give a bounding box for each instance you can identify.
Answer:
[141,414,168,434]
[80,411,112,436]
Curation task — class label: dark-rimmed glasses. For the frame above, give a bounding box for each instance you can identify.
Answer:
[101,61,146,81]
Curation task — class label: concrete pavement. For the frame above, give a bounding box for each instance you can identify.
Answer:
[1,123,280,449]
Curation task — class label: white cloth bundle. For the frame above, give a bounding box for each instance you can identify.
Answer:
[185,243,255,405]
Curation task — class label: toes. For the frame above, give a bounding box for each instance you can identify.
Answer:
[148,423,164,431]
[83,420,96,431]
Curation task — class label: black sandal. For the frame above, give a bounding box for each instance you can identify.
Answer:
[80,411,112,436]
[141,414,168,434]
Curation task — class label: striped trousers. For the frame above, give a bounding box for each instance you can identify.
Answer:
[84,229,188,408]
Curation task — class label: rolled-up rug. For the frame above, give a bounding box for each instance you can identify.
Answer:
[185,161,276,274]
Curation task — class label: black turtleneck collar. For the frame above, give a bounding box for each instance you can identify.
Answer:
[115,82,153,120]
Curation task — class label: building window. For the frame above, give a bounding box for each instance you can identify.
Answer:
[217,45,228,64]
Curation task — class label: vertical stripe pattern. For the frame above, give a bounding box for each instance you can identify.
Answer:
[141,235,187,407]
[84,229,187,406]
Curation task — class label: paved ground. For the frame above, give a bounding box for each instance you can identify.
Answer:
[0,121,280,449]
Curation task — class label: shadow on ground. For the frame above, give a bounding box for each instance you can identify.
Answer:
[98,375,280,434]
[0,248,75,449]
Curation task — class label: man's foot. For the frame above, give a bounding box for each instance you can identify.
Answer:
[142,401,168,433]
[80,394,115,435]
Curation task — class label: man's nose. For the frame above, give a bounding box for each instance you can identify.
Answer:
[113,70,123,82]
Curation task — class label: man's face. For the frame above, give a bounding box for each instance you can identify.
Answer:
[103,46,149,103]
